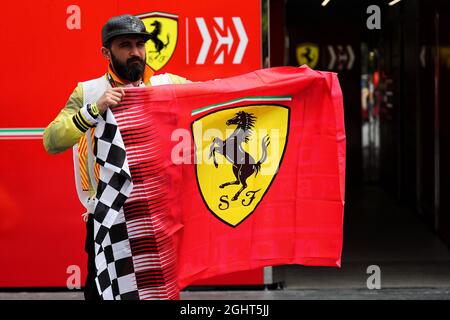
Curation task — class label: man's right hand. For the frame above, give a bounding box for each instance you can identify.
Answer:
[96,88,126,114]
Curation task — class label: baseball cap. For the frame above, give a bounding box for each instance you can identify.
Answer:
[101,14,152,46]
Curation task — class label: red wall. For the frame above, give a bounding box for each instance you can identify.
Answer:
[0,0,262,287]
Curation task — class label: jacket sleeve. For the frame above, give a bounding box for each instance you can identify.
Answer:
[43,85,89,154]
[167,73,192,84]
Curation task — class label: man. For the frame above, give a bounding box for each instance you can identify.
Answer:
[43,14,188,300]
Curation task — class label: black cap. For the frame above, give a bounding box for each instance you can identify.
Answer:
[101,14,152,46]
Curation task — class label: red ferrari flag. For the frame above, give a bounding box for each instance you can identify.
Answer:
[176,66,345,288]
[95,66,345,298]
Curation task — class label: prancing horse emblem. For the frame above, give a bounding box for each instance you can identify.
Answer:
[192,104,289,227]
[148,20,170,59]
[209,111,271,201]
[138,12,178,71]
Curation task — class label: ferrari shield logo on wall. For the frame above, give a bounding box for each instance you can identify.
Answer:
[296,43,319,69]
[192,104,290,227]
[138,12,178,71]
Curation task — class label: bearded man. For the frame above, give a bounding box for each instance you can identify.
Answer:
[43,14,188,300]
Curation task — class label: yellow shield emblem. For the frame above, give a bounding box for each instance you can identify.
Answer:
[192,105,290,227]
[138,12,178,71]
[296,43,319,69]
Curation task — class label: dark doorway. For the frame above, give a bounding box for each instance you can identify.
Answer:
[269,0,450,289]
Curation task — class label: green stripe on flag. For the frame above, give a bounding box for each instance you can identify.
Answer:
[191,96,292,116]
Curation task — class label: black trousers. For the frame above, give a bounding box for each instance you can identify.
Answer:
[84,214,102,301]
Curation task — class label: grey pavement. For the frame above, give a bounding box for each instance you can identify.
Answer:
[0,287,449,300]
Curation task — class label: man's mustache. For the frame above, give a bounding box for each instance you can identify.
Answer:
[127,57,145,65]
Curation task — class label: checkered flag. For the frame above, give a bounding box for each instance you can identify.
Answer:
[92,108,139,300]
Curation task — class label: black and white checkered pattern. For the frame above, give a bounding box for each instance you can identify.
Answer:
[92,109,138,300]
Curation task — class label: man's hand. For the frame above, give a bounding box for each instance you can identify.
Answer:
[96,88,125,114]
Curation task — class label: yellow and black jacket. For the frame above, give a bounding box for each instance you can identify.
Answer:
[43,65,189,202]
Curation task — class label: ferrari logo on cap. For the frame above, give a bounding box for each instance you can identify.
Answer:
[138,12,178,71]
[296,43,319,69]
[192,104,290,227]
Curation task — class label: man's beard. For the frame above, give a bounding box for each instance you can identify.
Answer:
[110,53,146,82]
